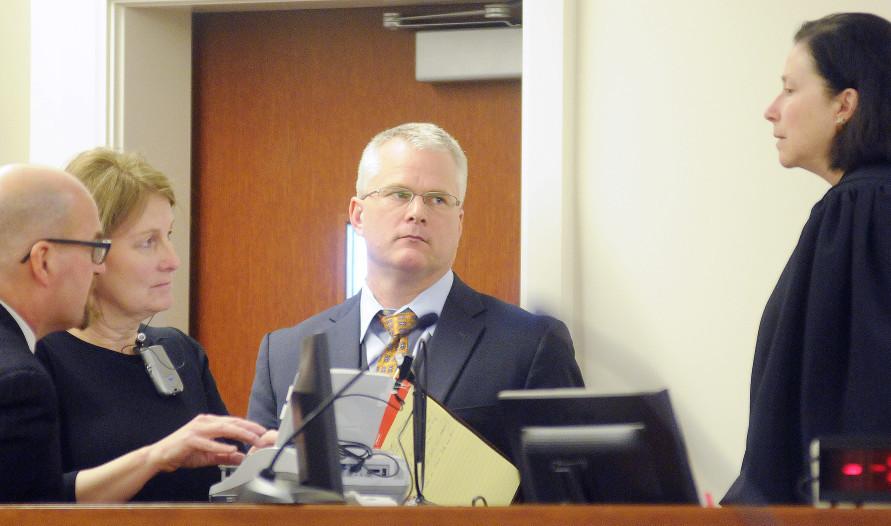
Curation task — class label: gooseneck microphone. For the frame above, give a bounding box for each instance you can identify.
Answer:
[395,354,414,385]
[394,312,438,390]
[411,313,439,342]
[412,325,436,505]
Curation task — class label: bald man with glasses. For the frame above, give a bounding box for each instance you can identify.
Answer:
[0,164,107,502]
[248,123,584,457]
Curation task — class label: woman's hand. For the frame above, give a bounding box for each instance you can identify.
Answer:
[247,429,279,454]
[75,414,267,502]
[147,414,267,472]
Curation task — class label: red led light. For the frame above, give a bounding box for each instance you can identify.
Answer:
[842,463,864,476]
[872,464,888,473]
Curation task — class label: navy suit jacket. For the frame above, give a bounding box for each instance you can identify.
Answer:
[0,306,64,502]
[247,275,584,456]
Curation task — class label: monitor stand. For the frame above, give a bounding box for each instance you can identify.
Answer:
[237,476,345,504]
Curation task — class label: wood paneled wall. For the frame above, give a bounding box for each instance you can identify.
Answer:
[192,7,521,417]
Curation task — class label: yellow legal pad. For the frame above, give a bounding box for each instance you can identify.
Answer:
[378,384,520,506]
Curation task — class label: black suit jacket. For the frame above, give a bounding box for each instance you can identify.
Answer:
[247,274,584,456]
[0,306,64,502]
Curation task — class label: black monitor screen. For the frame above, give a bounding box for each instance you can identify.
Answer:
[289,332,344,500]
[498,388,698,504]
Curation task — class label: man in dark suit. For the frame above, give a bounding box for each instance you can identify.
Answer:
[247,123,583,456]
[0,164,108,502]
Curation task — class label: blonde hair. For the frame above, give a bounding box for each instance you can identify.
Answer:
[65,147,175,236]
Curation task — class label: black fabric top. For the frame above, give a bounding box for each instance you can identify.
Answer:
[723,164,891,504]
[36,326,229,502]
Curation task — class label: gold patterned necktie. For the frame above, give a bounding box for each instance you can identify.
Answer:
[376,310,419,376]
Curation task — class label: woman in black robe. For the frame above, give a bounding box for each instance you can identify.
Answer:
[723,12,891,505]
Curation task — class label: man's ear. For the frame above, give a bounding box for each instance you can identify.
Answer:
[348,197,364,236]
[25,242,54,287]
[456,207,464,239]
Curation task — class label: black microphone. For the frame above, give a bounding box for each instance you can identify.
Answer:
[412,313,439,343]
[411,314,437,505]
[413,338,428,503]
[395,355,414,384]
[394,313,438,386]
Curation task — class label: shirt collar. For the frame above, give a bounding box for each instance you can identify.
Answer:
[0,299,37,353]
[359,270,454,342]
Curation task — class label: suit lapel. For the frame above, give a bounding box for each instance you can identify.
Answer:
[0,305,29,351]
[323,294,363,369]
[424,276,485,403]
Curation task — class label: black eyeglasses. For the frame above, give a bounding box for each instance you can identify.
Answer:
[361,186,461,211]
[20,238,112,265]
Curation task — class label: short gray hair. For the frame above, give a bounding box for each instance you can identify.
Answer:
[356,123,467,202]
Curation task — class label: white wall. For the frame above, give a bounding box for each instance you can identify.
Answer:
[29,0,106,167]
[20,0,891,505]
[0,0,30,165]
[520,1,577,324]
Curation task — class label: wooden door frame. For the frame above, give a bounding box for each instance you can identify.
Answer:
[105,0,577,335]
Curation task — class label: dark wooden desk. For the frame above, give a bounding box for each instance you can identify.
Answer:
[0,504,888,526]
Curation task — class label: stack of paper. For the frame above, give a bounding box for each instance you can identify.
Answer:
[376,383,520,506]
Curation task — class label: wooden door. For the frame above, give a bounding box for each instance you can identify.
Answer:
[192,7,521,416]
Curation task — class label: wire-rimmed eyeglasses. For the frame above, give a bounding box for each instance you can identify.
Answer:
[361,186,461,211]
[20,238,112,265]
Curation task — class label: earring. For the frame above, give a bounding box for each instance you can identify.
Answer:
[836,119,846,131]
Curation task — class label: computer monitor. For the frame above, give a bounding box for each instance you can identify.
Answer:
[288,332,344,501]
[498,388,698,504]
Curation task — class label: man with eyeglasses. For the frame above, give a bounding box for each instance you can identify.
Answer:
[0,163,107,502]
[248,123,584,457]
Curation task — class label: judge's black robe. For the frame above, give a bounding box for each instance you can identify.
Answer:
[724,164,891,504]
